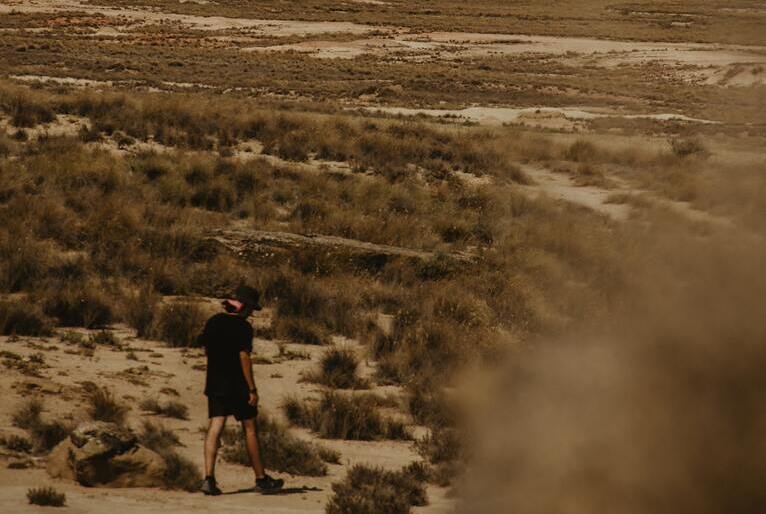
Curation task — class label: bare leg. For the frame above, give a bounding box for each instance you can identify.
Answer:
[204,416,227,478]
[241,418,266,480]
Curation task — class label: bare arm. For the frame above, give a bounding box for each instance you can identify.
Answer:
[239,350,258,406]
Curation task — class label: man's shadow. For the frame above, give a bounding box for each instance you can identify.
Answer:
[224,486,322,496]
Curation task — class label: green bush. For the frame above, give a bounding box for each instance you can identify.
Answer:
[325,464,427,514]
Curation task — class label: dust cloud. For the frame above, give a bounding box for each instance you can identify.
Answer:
[459,226,766,514]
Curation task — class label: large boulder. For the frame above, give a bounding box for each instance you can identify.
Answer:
[47,421,166,487]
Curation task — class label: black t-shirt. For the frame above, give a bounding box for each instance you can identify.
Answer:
[198,313,253,397]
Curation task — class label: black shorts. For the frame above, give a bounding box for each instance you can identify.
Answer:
[207,395,257,421]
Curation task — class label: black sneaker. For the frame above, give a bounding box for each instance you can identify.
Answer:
[255,474,284,493]
[200,476,222,496]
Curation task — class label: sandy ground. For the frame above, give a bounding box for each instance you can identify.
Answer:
[0,0,378,35]
[248,30,766,70]
[362,105,718,127]
[0,310,450,513]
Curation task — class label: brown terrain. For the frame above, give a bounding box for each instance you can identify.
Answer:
[1,1,765,513]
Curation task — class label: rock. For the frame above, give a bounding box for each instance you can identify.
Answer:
[47,421,166,488]
[69,421,136,453]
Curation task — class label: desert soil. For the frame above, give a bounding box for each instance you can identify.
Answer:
[0,312,452,513]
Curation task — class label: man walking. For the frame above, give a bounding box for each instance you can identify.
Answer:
[197,284,284,495]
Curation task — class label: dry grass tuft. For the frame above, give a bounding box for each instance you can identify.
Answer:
[83,384,128,424]
[27,487,66,507]
[138,420,181,451]
[325,464,427,514]
[152,301,206,347]
[140,398,189,420]
[221,412,339,476]
[11,398,69,453]
[282,392,409,441]
[0,301,53,336]
[303,346,370,389]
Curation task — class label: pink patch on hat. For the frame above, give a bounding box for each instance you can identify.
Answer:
[222,299,244,313]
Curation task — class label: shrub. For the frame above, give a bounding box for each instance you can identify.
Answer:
[123,286,159,338]
[221,413,338,476]
[59,331,85,346]
[6,92,56,128]
[304,347,369,389]
[0,434,33,453]
[12,399,69,452]
[11,398,43,430]
[140,398,189,420]
[138,420,181,452]
[325,464,427,514]
[407,385,457,429]
[152,301,206,347]
[416,428,462,466]
[0,301,53,336]
[159,449,201,492]
[40,283,113,328]
[27,487,66,507]
[88,330,119,347]
[282,392,409,441]
[274,316,329,345]
[84,385,128,424]
[564,140,598,162]
[266,272,360,338]
[670,137,707,158]
[31,421,70,453]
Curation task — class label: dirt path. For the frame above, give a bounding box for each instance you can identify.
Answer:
[207,226,476,265]
[363,105,718,127]
[520,164,630,221]
[519,163,734,228]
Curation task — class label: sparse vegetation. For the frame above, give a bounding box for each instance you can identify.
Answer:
[325,464,427,514]
[138,420,181,452]
[157,449,201,492]
[0,301,53,336]
[88,330,119,347]
[11,398,69,452]
[303,346,369,389]
[0,434,33,453]
[40,282,114,329]
[140,398,189,420]
[416,428,463,486]
[0,5,763,509]
[152,301,206,347]
[84,385,129,424]
[221,412,339,476]
[283,392,409,441]
[26,487,66,507]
